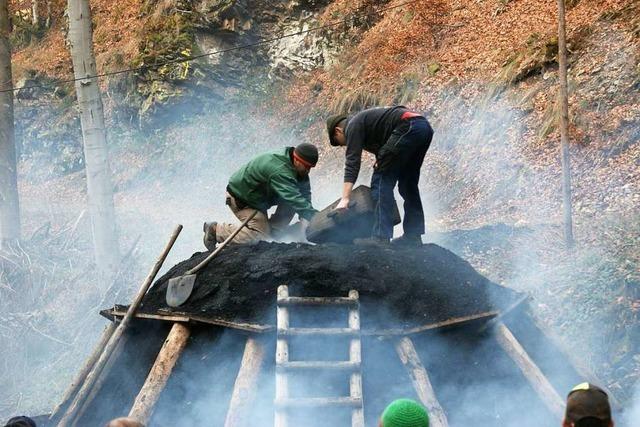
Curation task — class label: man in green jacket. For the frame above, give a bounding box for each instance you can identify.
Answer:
[203,143,319,248]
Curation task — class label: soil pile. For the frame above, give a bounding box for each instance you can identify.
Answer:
[141,242,522,329]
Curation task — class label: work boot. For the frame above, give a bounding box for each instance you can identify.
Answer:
[353,236,390,246]
[203,221,217,251]
[391,234,423,247]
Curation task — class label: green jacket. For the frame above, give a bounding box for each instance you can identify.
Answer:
[227,147,317,221]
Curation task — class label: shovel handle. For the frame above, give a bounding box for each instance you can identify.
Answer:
[188,210,259,274]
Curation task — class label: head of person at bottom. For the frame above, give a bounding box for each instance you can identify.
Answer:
[564,383,613,427]
[291,142,319,178]
[379,398,429,427]
[4,416,36,427]
[104,417,145,427]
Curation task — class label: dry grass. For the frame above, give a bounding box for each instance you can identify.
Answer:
[0,215,143,419]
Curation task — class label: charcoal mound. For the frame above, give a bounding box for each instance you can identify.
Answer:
[140,242,522,330]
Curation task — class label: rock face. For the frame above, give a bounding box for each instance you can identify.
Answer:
[141,241,522,329]
[135,0,345,124]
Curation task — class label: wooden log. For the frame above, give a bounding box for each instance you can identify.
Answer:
[395,337,449,427]
[58,225,183,427]
[274,285,289,427]
[528,314,622,409]
[224,337,267,427]
[128,322,191,424]
[494,322,565,418]
[48,322,116,423]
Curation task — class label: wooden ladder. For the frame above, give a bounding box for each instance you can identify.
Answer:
[275,285,365,427]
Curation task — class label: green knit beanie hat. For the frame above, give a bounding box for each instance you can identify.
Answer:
[381,399,429,427]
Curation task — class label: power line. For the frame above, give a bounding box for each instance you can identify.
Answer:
[0,0,422,94]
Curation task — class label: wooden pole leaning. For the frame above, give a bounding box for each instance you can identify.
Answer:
[395,337,449,427]
[71,333,131,427]
[224,336,267,427]
[48,322,116,422]
[57,225,183,427]
[128,322,191,424]
[494,322,565,419]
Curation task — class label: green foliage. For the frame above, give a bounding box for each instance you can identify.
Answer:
[9,12,47,49]
[330,87,382,114]
[394,73,421,105]
[134,0,202,122]
[498,33,558,85]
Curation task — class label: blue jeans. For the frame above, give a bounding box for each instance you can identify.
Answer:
[370,117,433,239]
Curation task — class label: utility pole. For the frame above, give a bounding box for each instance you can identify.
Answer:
[0,0,21,248]
[67,0,120,276]
[557,0,574,249]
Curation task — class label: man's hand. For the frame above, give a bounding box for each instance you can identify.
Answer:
[335,197,350,210]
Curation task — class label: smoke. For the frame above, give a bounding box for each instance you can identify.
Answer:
[3,5,638,425]
[622,383,640,426]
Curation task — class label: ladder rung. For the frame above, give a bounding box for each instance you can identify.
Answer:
[276,361,360,371]
[277,296,358,306]
[275,397,363,408]
[278,328,359,336]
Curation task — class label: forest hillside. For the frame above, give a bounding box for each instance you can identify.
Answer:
[1,0,639,421]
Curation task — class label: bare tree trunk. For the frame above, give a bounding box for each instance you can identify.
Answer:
[32,0,40,27]
[0,0,21,246]
[557,0,574,249]
[67,0,120,276]
[45,0,51,27]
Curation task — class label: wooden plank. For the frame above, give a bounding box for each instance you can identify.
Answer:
[224,337,267,427]
[48,322,116,423]
[275,397,362,408]
[275,285,289,427]
[348,290,365,427]
[278,296,358,306]
[103,308,496,337]
[128,323,192,424]
[494,322,565,419]
[366,311,499,336]
[58,225,183,427]
[395,337,449,427]
[101,308,273,333]
[478,295,529,333]
[279,327,359,336]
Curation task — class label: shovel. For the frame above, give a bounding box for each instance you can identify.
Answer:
[166,210,258,307]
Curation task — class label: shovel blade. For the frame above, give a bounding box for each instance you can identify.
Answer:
[166,274,197,307]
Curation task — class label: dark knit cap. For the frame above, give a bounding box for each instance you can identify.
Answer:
[293,143,319,167]
[566,383,611,424]
[326,114,347,146]
[4,416,37,427]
